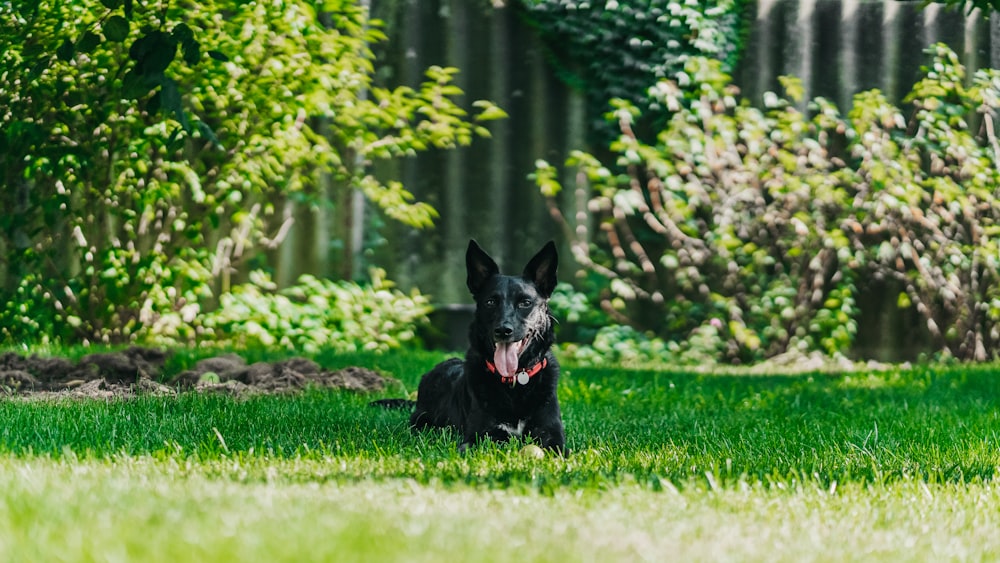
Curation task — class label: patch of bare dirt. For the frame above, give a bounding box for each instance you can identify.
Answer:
[0,347,399,400]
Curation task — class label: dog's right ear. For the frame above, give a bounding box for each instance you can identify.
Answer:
[523,240,558,298]
[466,240,499,295]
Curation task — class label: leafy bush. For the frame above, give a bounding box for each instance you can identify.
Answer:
[550,283,725,367]
[0,0,502,346]
[537,45,1000,363]
[168,269,431,354]
[516,0,746,142]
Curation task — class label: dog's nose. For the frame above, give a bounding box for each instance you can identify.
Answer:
[494,326,514,340]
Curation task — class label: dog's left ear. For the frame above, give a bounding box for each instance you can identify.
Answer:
[523,241,558,298]
[466,240,500,295]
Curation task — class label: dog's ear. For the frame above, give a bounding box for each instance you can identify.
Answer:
[466,240,500,295]
[523,240,558,298]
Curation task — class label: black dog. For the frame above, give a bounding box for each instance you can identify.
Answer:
[374,240,566,454]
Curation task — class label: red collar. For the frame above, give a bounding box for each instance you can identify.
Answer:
[485,357,548,386]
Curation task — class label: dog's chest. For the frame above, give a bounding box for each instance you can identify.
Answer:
[495,419,527,437]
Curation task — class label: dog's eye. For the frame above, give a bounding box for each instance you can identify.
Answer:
[485,298,497,307]
[518,298,533,308]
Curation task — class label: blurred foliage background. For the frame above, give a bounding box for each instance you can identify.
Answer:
[3,0,1000,365]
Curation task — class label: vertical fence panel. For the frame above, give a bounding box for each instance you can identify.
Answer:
[267,0,998,357]
[365,1,576,305]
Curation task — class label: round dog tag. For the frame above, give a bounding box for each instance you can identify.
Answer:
[517,371,530,385]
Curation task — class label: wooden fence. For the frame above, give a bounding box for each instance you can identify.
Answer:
[276,0,999,357]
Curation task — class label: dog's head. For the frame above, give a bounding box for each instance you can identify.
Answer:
[466,240,558,377]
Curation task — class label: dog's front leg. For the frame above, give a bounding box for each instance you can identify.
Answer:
[457,411,514,453]
[457,430,498,453]
[526,420,568,455]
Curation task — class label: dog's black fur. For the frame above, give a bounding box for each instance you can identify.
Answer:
[373,240,566,454]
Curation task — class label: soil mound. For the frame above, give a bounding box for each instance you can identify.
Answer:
[169,355,395,396]
[0,347,398,400]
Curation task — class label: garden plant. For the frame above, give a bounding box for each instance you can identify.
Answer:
[0,0,502,348]
[2,0,999,560]
[538,45,1000,364]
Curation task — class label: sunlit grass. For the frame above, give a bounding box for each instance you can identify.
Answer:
[1,456,999,562]
[1,351,999,560]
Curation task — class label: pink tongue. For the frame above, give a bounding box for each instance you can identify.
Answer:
[493,340,523,377]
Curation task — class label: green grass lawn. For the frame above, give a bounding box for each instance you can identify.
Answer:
[1,351,1000,561]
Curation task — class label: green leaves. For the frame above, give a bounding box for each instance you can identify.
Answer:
[120,25,208,132]
[158,76,188,129]
[78,30,101,53]
[778,75,804,103]
[56,38,74,61]
[542,44,1000,363]
[172,23,200,65]
[472,100,509,122]
[15,0,41,16]
[129,30,176,75]
[103,15,129,42]
[520,0,745,144]
[531,159,562,198]
[201,271,432,354]
[121,68,151,99]
[1,0,501,347]
[358,179,438,229]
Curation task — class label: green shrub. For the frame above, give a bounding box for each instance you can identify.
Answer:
[537,45,1000,363]
[152,269,432,354]
[0,0,502,347]
[551,284,728,367]
[516,0,746,142]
